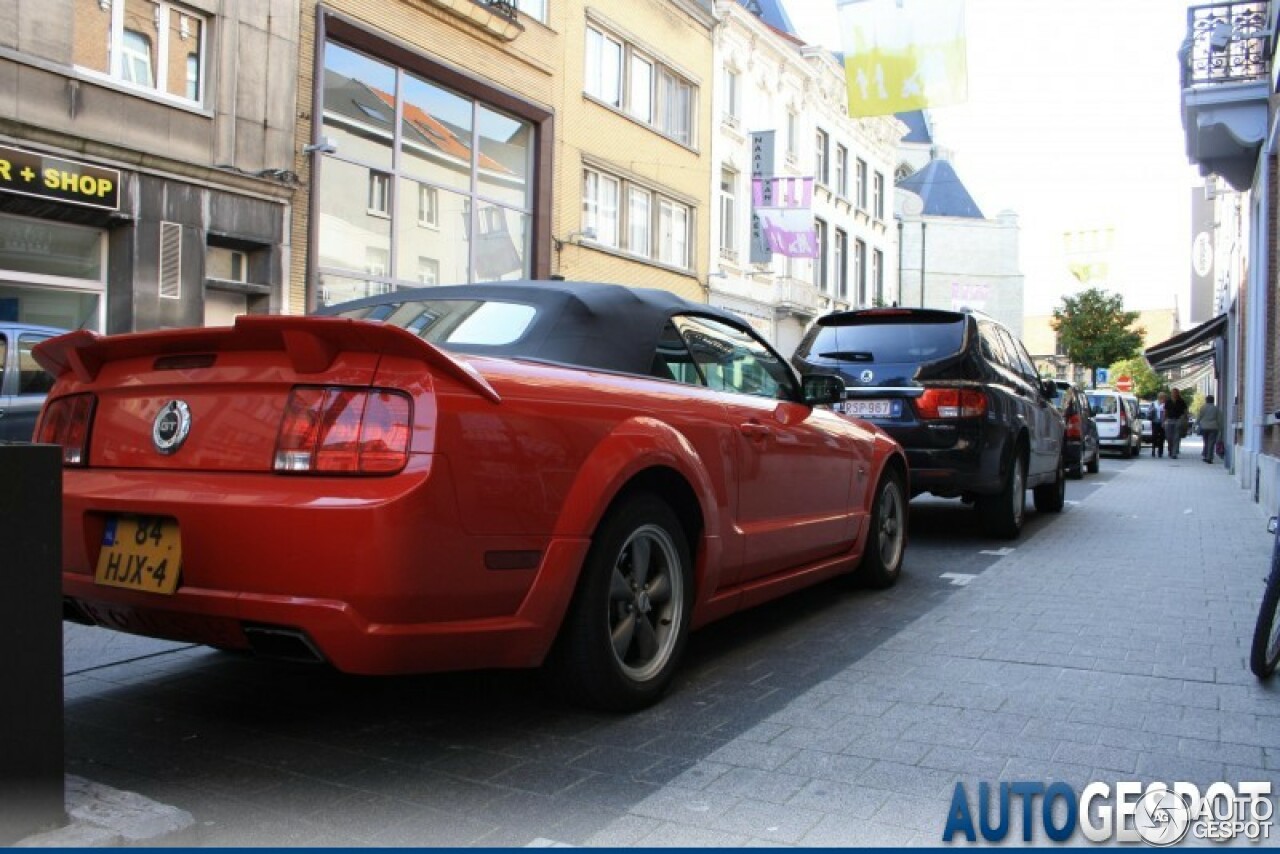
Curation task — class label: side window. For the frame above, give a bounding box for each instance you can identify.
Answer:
[978,323,1011,370]
[671,315,794,400]
[651,321,705,386]
[996,327,1035,381]
[18,335,54,396]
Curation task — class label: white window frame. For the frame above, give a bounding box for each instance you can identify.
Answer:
[584,167,691,270]
[872,248,884,304]
[417,183,438,228]
[368,171,391,217]
[628,54,654,124]
[874,172,885,220]
[835,144,848,197]
[856,158,868,210]
[585,26,624,108]
[77,0,209,106]
[834,228,848,299]
[516,0,547,23]
[854,238,867,304]
[583,169,620,247]
[723,68,740,127]
[786,111,799,160]
[417,256,440,285]
[813,219,828,291]
[815,129,829,186]
[719,167,737,253]
[585,24,697,147]
[659,199,689,269]
[628,187,652,257]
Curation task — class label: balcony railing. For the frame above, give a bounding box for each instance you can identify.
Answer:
[1183,2,1272,87]
[480,0,518,20]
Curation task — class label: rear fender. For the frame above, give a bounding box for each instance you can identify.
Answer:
[551,416,725,602]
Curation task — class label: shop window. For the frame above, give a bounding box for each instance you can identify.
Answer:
[316,35,540,302]
[72,0,208,105]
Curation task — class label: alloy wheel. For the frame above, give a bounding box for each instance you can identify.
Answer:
[607,524,685,682]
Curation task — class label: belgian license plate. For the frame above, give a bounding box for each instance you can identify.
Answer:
[836,399,896,418]
[95,516,182,595]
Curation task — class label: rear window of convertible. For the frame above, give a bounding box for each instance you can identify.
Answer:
[804,315,965,364]
[337,299,537,348]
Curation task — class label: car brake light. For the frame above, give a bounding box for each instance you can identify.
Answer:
[1065,413,1082,440]
[914,388,987,420]
[35,393,96,466]
[274,387,411,474]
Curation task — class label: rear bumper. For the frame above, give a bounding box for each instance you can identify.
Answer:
[58,460,589,674]
[900,438,1005,497]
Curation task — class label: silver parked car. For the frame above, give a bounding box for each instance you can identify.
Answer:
[0,322,64,441]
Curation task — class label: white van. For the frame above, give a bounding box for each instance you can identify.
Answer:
[1086,389,1142,457]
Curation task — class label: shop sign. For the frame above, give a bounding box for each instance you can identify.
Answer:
[0,145,121,211]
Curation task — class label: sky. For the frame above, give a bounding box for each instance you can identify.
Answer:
[786,0,1201,320]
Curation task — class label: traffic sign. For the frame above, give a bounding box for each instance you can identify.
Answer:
[1095,368,1109,386]
[1116,375,1133,392]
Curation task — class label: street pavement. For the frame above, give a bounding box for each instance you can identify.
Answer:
[50,436,1280,846]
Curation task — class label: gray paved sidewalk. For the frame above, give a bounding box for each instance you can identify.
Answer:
[572,441,1280,846]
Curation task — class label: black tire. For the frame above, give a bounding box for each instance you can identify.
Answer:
[546,493,692,711]
[979,449,1025,539]
[1033,453,1065,513]
[1250,533,1280,678]
[1086,450,1100,474]
[858,467,907,589]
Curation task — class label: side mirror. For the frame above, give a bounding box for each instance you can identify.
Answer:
[1040,380,1058,399]
[802,374,846,407]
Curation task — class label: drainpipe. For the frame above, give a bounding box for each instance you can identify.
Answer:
[919,220,927,308]
[1246,118,1278,458]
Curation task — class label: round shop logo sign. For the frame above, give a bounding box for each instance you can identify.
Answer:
[1134,786,1193,846]
[152,400,192,454]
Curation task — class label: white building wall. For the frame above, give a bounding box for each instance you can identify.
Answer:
[706,1,902,353]
[897,210,1025,337]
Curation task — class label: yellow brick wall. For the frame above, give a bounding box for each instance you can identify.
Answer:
[554,0,713,303]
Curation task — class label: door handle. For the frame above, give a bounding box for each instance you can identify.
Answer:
[739,422,772,441]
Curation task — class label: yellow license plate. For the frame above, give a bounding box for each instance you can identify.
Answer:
[95,516,183,595]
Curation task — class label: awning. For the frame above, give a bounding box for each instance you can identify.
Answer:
[1144,313,1227,373]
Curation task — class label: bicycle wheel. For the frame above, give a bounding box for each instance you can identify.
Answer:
[1249,532,1280,678]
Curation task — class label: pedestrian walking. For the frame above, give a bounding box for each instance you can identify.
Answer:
[1150,392,1167,458]
[1164,388,1189,459]
[1198,394,1223,464]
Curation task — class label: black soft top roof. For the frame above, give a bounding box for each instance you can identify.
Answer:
[318,280,757,376]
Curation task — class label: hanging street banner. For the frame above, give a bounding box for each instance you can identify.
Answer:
[837,0,969,117]
[753,176,818,258]
[0,144,121,211]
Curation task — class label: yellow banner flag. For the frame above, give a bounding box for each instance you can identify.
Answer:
[838,0,968,117]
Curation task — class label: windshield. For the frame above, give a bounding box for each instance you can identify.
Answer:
[805,316,965,365]
[1087,394,1119,416]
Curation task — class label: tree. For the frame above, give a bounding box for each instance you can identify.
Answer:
[1108,356,1162,399]
[1051,288,1144,388]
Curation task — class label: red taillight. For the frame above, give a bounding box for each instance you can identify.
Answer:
[914,388,987,420]
[35,393,95,466]
[274,387,412,475]
[1065,413,1082,440]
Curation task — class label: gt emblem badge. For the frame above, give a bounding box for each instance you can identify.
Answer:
[153,400,192,454]
[860,369,874,383]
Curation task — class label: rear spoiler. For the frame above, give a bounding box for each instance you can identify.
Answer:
[32,315,501,404]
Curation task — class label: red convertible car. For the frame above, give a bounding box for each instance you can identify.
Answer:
[35,281,907,710]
